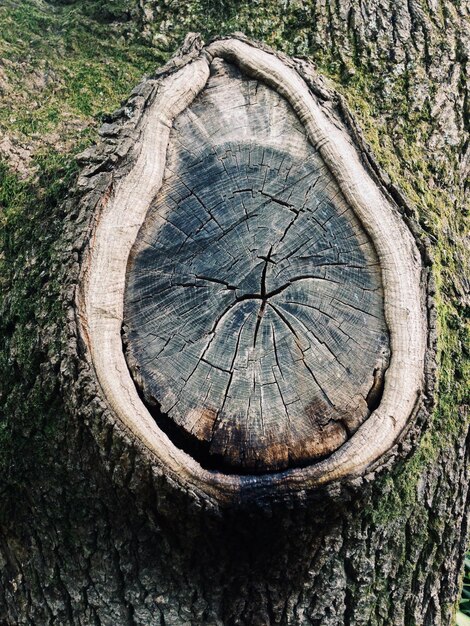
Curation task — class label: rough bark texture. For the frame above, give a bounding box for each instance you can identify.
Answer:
[0,2,468,626]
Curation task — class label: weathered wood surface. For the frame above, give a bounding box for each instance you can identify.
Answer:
[124,60,390,472]
[2,7,467,624]
[78,35,429,503]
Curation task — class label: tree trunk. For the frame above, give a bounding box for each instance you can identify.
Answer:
[0,2,468,626]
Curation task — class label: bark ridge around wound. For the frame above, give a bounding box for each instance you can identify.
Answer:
[78,35,428,501]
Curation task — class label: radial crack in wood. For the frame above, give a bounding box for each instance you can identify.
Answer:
[78,35,428,503]
[124,61,390,472]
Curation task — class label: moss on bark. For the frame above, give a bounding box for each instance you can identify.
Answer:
[0,1,468,624]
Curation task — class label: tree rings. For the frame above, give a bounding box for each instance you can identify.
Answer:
[78,35,428,504]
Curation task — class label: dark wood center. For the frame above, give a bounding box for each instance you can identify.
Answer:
[123,61,390,473]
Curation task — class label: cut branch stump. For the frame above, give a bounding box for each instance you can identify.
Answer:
[77,34,433,505]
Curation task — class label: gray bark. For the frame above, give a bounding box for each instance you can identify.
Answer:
[0,1,468,626]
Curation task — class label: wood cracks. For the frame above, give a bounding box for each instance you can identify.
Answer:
[78,36,428,505]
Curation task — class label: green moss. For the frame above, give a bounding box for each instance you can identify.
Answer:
[293,34,468,533]
[338,76,468,526]
[0,0,165,154]
[0,2,467,621]
[0,154,79,480]
[0,0,467,544]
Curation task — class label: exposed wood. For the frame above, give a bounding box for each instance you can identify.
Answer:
[2,3,468,624]
[78,35,429,502]
[124,60,390,472]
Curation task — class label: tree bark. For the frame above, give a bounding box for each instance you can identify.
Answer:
[0,2,468,626]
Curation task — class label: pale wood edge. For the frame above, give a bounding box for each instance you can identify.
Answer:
[75,34,431,506]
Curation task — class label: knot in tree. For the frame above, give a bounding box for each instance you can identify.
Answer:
[78,35,430,505]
